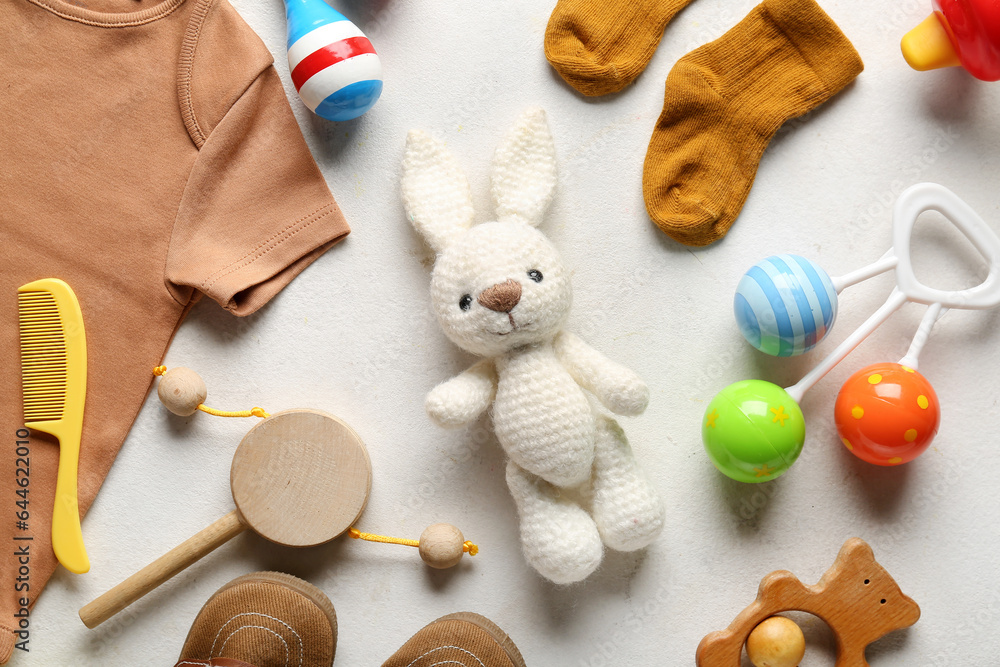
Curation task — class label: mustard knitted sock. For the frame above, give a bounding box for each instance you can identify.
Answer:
[544,0,697,96]
[642,0,863,246]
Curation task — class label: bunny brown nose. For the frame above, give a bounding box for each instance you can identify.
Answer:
[478,279,522,313]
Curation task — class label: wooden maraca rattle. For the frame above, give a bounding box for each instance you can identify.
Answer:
[697,538,920,667]
[80,370,477,629]
[154,366,477,569]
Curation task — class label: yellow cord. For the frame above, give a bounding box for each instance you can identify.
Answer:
[197,405,270,419]
[348,527,479,556]
[154,366,270,418]
[348,528,419,547]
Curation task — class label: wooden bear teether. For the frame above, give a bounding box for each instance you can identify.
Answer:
[697,538,920,667]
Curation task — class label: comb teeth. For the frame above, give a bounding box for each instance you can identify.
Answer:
[19,292,66,422]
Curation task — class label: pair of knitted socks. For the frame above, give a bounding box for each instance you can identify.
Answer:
[544,0,864,246]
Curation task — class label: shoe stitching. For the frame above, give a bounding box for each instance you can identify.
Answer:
[176,662,210,666]
[209,612,304,665]
[404,646,486,667]
[427,662,475,667]
[219,625,290,667]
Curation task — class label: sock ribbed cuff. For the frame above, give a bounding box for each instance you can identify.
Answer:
[544,0,697,96]
[761,0,864,93]
[686,0,863,110]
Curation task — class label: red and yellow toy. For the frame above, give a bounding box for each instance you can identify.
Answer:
[834,363,941,466]
[902,0,1000,80]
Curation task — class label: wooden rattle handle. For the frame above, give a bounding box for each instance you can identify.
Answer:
[79,510,245,628]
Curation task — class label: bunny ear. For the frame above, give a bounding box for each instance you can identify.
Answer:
[491,107,557,227]
[402,129,475,254]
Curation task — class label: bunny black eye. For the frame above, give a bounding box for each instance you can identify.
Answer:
[459,294,473,311]
[527,269,543,283]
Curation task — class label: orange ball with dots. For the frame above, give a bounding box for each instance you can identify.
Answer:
[835,362,940,466]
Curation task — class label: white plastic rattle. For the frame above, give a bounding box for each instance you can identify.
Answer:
[704,182,1000,483]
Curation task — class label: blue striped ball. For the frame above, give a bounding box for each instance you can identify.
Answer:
[734,255,838,357]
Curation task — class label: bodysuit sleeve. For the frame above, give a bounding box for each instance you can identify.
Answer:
[165,0,350,315]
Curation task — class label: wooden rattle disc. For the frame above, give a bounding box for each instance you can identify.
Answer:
[80,409,372,628]
[419,523,465,569]
[231,409,372,546]
[746,616,805,667]
[157,367,207,416]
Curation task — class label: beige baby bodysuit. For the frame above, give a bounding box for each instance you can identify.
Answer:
[0,0,350,659]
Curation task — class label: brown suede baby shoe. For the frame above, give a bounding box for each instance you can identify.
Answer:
[175,572,337,667]
[381,612,526,667]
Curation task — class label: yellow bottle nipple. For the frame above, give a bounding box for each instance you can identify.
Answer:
[902,13,963,71]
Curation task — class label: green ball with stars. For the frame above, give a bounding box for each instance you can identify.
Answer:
[702,379,805,483]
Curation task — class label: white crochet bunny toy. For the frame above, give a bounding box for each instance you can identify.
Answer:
[402,108,664,584]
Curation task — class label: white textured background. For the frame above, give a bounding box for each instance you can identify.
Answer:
[23,0,1000,664]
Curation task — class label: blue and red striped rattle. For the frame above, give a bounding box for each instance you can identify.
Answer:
[283,0,382,121]
[704,183,1000,482]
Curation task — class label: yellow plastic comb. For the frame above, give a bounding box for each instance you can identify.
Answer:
[18,279,90,574]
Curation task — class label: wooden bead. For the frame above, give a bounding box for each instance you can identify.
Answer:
[157,367,207,416]
[418,523,465,569]
[746,616,805,667]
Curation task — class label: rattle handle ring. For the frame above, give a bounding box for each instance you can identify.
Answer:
[79,510,245,628]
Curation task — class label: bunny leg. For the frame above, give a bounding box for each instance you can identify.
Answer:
[590,416,664,551]
[506,460,603,584]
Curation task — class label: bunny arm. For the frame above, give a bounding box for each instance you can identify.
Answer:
[425,359,498,428]
[553,331,649,416]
